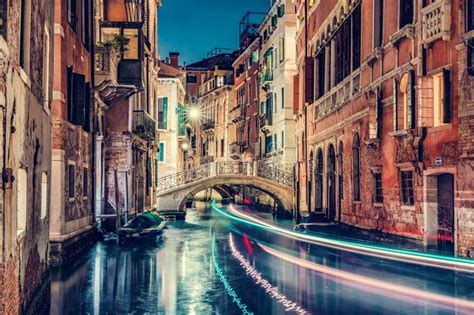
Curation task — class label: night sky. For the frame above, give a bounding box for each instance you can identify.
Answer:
[158,0,269,65]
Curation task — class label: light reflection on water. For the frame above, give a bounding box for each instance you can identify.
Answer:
[47,203,474,315]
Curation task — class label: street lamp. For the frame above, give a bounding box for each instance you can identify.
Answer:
[188,106,201,121]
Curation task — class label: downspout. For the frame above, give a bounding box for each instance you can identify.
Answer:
[90,0,96,224]
[304,0,309,215]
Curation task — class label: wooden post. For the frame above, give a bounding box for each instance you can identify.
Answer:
[114,169,120,242]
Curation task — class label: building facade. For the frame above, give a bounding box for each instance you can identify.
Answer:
[157,53,187,177]
[0,0,54,312]
[94,0,162,225]
[230,13,265,161]
[258,0,297,172]
[295,0,474,256]
[50,0,95,263]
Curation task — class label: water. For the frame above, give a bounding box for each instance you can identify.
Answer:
[48,203,474,314]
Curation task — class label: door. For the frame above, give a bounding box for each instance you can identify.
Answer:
[327,145,336,222]
[437,174,454,254]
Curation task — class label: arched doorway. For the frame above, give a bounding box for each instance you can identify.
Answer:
[327,144,336,222]
[338,141,344,223]
[315,149,324,212]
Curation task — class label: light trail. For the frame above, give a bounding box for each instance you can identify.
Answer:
[210,201,474,273]
[258,242,474,313]
[228,234,308,314]
[211,234,253,315]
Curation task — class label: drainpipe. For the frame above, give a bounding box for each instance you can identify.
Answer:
[304,0,309,215]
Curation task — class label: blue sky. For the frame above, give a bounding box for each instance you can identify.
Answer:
[158,0,269,65]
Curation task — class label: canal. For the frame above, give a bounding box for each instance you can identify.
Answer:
[47,202,474,314]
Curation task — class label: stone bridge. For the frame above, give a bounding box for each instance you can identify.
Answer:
[156,162,295,212]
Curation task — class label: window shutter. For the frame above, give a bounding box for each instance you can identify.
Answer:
[442,68,452,123]
[278,5,285,17]
[84,82,91,131]
[279,37,285,63]
[376,87,382,138]
[393,79,398,132]
[163,97,168,129]
[67,67,74,122]
[407,70,416,129]
[305,57,314,103]
[72,72,86,126]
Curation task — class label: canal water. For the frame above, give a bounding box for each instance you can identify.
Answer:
[47,203,474,314]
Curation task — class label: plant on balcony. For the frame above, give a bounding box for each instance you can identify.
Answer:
[97,34,130,57]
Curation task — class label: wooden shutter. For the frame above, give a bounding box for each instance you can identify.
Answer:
[72,72,86,126]
[376,87,383,138]
[393,79,399,132]
[84,82,91,131]
[67,67,74,122]
[305,57,314,103]
[163,97,168,129]
[407,70,416,129]
[442,68,451,123]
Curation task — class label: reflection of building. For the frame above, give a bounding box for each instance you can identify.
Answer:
[94,0,162,224]
[294,0,474,256]
[258,0,297,172]
[231,12,266,161]
[50,0,95,262]
[157,53,187,176]
[185,52,237,165]
[0,0,54,312]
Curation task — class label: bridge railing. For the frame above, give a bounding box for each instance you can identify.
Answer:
[157,161,294,192]
[256,162,294,188]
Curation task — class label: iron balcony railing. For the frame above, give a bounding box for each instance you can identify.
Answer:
[132,110,156,141]
[256,162,294,187]
[201,120,215,131]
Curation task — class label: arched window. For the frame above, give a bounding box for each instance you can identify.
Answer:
[315,149,324,211]
[352,133,360,201]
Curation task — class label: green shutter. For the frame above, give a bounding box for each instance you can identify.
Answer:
[163,97,168,129]
[278,5,285,17]
[443,68,451,123]
[407,70,416,129]
[393,79,398,132]
[158,143,164,162]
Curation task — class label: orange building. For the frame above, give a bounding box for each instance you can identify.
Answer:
[295,0,474,256]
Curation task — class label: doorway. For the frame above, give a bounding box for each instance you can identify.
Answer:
[424,173,455,255]
[327,145,336,222]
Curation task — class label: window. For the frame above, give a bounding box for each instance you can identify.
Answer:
[0,0,7,37]
[373,0,384,48]
[468,41,474,76]
[221,139,224,157]
[281,87,285,109]
[467,0,474,31]
[373,173,383,203]
[352,133,360,201]
[81,0,90,49]
[274,93,278,113]
[400,170,414,206]
[158,142,165,162]
[433,72,446,127]
[158,97,168,129]
[17,169,27,235]
[41,172,48,219]
[265,135,273,154]
[186,75,197,84]
[123,28,139,59]
[68,0,77,31]
[67,68,89,128]
[394,71,416,130]
[274,134,278,150]
[83,168,88,197]
[277,4,285,17]
[43,25,51,109]
[279,37,285,63]
[281,131,285,147]
[399,0,414,28]
[352,5,361,71]
[68,164,75,199]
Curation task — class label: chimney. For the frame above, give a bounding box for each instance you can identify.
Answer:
[169,52,180,67]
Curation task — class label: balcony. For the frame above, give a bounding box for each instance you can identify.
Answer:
[230,106,245,123]
[95,46,138,103]
[118,60,143,87]
[132,110,156,141]
[201,120,215,132]
[260,69,273,85]
[421,0,451,46]
[313,71,361,121]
